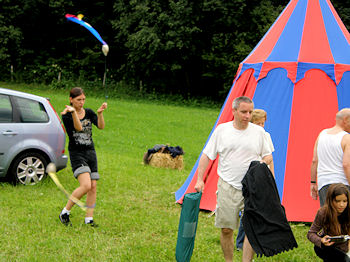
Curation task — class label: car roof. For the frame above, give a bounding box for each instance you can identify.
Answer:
[0,87,48,102]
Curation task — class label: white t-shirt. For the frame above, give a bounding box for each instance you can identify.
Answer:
[317,129,349,190]
[203,121,272,189]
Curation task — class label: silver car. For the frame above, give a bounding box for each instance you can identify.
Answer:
[0,87,68,185]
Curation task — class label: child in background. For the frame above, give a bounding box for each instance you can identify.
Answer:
[250,109,275,175]
[236,108,275,250]
[307,183,350,261]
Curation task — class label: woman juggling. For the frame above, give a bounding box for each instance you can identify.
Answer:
[59,87,107,227]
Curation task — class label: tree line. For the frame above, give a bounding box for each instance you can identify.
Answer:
[1,0,349,100]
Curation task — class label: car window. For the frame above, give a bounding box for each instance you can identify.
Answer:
[14,96,49,123]
[0,94,13,123]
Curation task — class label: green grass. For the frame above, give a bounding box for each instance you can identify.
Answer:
[0,83,320,261]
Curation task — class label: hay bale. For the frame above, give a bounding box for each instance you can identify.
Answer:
[149,152,184,170]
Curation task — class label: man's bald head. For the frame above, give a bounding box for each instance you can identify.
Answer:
[336,108,350,120]
[336,108,350,132]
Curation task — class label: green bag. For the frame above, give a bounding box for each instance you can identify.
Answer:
[175,192,202,262]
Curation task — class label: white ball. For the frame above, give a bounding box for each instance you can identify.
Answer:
[46,163,56,173]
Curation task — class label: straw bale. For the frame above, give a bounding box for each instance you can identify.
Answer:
[148,152,183,170]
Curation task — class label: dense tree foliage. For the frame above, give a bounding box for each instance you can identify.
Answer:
[0,0,349,100]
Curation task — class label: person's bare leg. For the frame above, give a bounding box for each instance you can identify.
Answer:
[65,173,91,210]
[85,180,97,217]
[242,235,255,262]
[221,228,234,262]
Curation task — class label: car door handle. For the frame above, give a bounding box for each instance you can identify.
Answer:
[2,130,18,135]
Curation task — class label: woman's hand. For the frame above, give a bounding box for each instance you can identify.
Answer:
[61,105,75,115]
[97,102,107,114]
[322,235,334,246]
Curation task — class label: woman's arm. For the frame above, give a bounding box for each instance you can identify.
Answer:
[62,105,82,131]
[307,209,334,248]
[97,102,107,129]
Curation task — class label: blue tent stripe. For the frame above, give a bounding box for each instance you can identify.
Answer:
[238,63,262,80]
[266,0,307,62]
[336,71,350,109]
[319,0,350,64]
[252,68,294,200]
[296,62,335,83]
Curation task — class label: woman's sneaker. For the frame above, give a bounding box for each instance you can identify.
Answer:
[85,220,98,227]
[59,213,72,226]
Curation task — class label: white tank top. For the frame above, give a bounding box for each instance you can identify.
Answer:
[317,129,349,190]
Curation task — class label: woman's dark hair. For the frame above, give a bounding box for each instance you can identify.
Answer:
[69,87,84,105]
[323,183,350,235]
[69,87,84,99]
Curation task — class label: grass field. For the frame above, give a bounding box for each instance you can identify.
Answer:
[0,83,320,261]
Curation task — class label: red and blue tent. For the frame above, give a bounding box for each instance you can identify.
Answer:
[175,0,350,222]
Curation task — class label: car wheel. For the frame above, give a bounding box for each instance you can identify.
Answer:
[10,152,48,185]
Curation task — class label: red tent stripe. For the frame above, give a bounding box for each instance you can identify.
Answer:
[282,69,338,221]
[335,64,350,85]
[298,0,334,63]
[258,62,298,83]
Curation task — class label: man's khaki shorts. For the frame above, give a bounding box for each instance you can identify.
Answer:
[215,177,244,230]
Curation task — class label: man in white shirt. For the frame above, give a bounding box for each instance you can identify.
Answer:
[195,96,272,262]
[310,108,350,206]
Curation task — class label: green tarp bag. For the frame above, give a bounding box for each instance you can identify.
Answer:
[175,192,202,262]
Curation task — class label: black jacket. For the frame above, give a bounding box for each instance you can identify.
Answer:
[242,161,298,257]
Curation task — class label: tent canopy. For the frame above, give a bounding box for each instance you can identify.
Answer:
[175,0,350,222]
